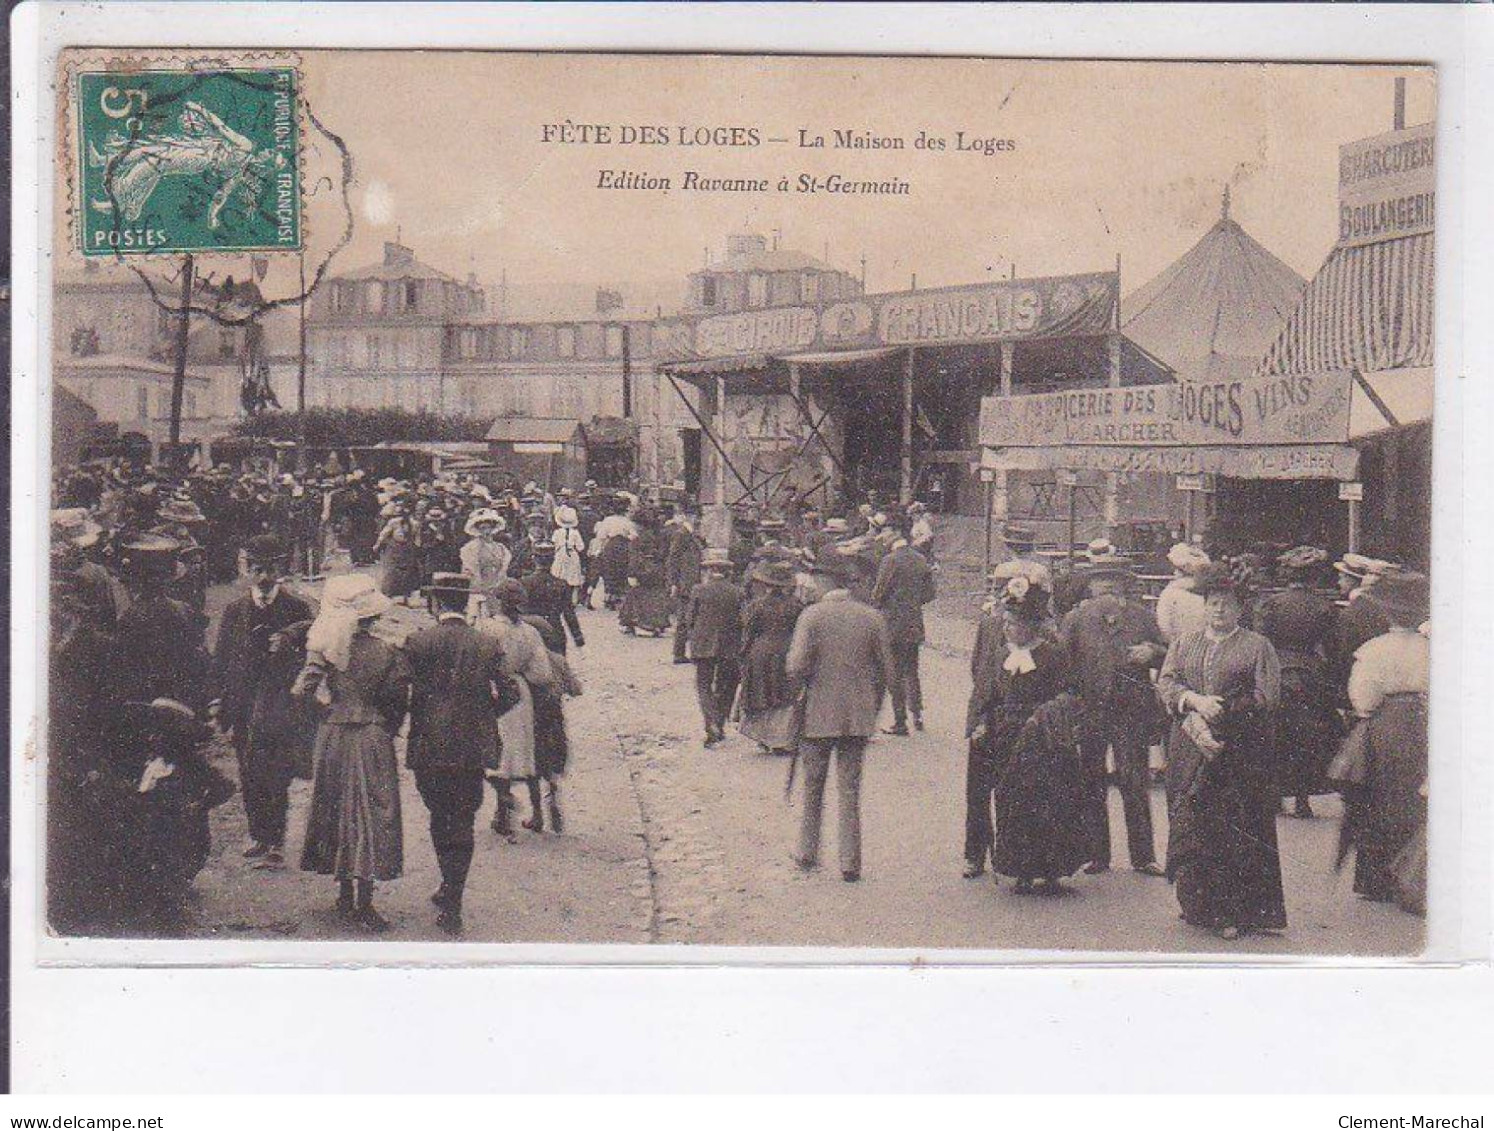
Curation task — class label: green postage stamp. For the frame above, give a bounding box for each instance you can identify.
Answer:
[76,67,302,256]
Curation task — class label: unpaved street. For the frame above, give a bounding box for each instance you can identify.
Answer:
[189,584,1422,956]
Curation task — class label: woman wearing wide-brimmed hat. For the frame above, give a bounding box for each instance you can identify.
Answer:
[1156,562,1285,939]
[293,574,410,932]
[1335,572,1429,911]
[550,504,587,604]
[459,508,513,615]
[1257,546,1342,818]
[374,498,421,600]
[476,578,556,838]
[738,560,804,754]
[967,567,1085,892]
[619,506,675,636]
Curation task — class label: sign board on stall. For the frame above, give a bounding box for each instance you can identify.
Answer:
[1338,122,1435,250]
[512,442,566,454]
[982,443,1360,481]
[979,371,1353,448]
[1057,469,1079,487]
[1176,473,1216,492]
[686,272,1119,359]
[1339,481,1364,501]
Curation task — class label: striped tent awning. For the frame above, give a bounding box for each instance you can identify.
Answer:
[1258,233,1433,376]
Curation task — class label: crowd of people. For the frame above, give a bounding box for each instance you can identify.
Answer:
[47,453,1430,944]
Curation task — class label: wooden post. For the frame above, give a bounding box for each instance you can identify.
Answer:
[1185,491,1197,542]
[1105,325,1122,539]
[1067,481,1078,564]
[168,254,195,465]
[901,347,915,505]
[297,251,308,471]
[715,374,728,508]
[1348,497,1361,555]
[983,477,993,575]
[993,339,1014,541]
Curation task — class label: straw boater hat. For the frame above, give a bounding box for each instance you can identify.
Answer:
[823,517,850,535]
[530,540,557,559]
[118,533,186,580]
[1002,524,1037,551]
[1334,552,1396,584]
[1363,571,1429,626]
[554,505,579,528]
[1085,537,1124,563]
[424,572,473,597]
[464,508,506,536]
[1167,542,1210,574]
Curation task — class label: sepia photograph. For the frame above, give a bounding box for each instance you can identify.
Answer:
[37,47,1438,959]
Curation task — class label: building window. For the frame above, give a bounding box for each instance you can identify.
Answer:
[219,327,236,359]
[557,325,577,359]
[404,280,419,312]
[69,326,100,356]
[747,273,768,308]
[332,282,353,314]
[460,329,477,359]
[700,275,718,307]
[509,327,529,358]
[368,281,384,313]
[801,272,821,303]
[367,335,381,368]
[605,325,625,357]
[184,391,197,418]
[137,385,150,420]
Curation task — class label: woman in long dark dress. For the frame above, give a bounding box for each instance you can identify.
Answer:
[965,570,1086,893]
[619,507,674,635]
[1255,546,1342,818]
[738,562,803,753]
[1336,572,1429,909]
[294,574,410,932]
[1157,563,1284,939]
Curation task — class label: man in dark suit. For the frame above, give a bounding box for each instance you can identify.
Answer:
[871,536,937,735]
[1059,564,1167,876]
[209,535,314,868]
[680,548,744,747]
[403,573,519,934]
[665,516,705,664]
[786,553,893,882]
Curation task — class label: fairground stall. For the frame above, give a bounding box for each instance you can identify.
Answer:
[655,268,1171,556]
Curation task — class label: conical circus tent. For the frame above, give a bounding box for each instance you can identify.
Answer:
[1121,192,1306,385]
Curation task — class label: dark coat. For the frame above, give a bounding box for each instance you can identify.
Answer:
[1059,595,1165,717]
[871,545,937,647]
[403,617,516,774]
[665,527,704,595]
[682,577,745,660]
[110,592,210,715]
[785,592,892,739]
[212,589,315,734]
[739,590,803,714]
[520,569,585,651]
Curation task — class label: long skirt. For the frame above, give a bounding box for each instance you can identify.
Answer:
[1166,727,1286,931]
[379,545,421,598]
[494,678,537,779]
[740,703,800,751]
[620,581,674,632]
[300,721,403,881]
[992,742,1090,882]
[1276,657,1341,798]
[532,684,570,778]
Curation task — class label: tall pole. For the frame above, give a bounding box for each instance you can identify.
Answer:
[168,253,195,466]
[901,347,915,505]
[297,251,308,469]
[621,324,633,419]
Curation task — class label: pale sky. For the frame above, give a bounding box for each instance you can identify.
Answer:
[79,53,1441,305]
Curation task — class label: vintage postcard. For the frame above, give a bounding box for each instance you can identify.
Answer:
[34,47,1441,961]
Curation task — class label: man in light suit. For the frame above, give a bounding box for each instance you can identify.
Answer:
[403,573,520,934]
[871,535,937,734]
[786,552,893,882]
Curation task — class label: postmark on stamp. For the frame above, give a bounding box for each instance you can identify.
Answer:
[76,67,302,256]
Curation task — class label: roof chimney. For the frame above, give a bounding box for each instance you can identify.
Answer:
[1221,184,1232,222]
[384,241,414,267]
[726,233,768,263]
